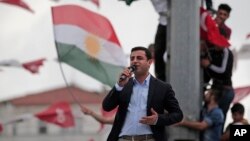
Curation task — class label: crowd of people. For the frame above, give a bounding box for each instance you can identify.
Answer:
[79,1,248,141]
[179,2,249,141]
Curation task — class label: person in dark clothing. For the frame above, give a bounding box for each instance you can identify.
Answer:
[152,0,168,82]
[201,45,234,132]
[201,3,233,131]
[204,0,216,14]
[102,46,183,141]
[121,0,168,82]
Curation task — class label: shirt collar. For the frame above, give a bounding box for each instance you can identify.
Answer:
[133,74,151,86]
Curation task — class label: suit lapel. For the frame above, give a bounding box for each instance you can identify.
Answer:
[147,76,156,114]
[123,78,134,107]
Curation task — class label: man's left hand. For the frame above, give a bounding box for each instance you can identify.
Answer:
[139,108,158,125]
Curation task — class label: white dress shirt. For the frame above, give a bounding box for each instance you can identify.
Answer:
[115,74,153,136]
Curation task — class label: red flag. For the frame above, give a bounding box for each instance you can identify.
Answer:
[0,58,45,74]
[0,122,3,133]
[0,0,34,13]
[35,101,75,128]
[200,7,230,48]
[88,138,95,141]
[246,33,250,39]
[233,86,250,103]
[91,0,99,7]
[22,58,46,74]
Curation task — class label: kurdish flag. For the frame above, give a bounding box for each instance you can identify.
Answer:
[52,5,127,87]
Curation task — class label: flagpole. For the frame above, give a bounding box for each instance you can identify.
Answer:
[54,45,83,109]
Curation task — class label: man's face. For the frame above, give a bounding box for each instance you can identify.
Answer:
[215,9,230,25]
[130,50,152,75]
[232,112,244,123]
[204,90,213,103]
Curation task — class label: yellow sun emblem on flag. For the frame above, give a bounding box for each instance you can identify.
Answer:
[84,34,101,59]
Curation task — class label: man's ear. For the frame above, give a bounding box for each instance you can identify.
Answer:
[148,59,153,65]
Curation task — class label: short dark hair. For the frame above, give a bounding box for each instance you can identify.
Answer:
[218,4,232,14]
[231,103,245,115]
[210,89,222,102]
[131,46,152,60]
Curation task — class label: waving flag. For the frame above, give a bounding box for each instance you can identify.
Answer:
[35,101,75,128]
[0,122,3,133]
[0,58,45,74]
[90,0,99,7]
[52,5,127,87]
[233,86,250,103]
[22,58,46,74]
[0,102,74,131]
[246,33,250,39]
[0,0,33,13]
[200,7,230,48]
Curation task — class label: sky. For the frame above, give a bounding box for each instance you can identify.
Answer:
[0,0,158,101]
[0,0,250,103]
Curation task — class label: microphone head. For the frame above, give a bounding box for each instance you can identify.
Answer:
[119,65,136,82]
[129,65,136,72]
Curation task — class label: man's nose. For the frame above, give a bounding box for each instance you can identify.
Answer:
[131,58,138,62]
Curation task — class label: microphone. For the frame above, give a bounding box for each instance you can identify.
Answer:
[119,65,136,82]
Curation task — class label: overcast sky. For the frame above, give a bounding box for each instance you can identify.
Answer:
[0,0,158,101]
[0,0,249,101]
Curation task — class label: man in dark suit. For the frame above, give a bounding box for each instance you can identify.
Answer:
[102,46,183,141]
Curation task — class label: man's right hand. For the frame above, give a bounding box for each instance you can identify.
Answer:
[201,58,211,68]
[118,67,133,87]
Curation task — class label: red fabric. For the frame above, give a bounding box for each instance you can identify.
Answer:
[0,123,3,133]
[246,33,250,39]
[35,101,75,128]
[91,0,99,7]
[233,86,250,103]
[88,138,95,141]
[52,5,121,47]
[200,7,230,48]
[0,0,33,13]
[22,58,45,74]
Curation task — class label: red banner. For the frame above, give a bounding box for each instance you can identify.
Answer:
[35,101,75,128]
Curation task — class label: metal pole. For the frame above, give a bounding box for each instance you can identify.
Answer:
[167,0,201,140]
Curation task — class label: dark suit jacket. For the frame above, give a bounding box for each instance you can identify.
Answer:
[102,76,183,141]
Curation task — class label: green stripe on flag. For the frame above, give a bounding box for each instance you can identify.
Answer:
[56,42,124,87]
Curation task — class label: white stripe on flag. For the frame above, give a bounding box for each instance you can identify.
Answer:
[54,25,127,67]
